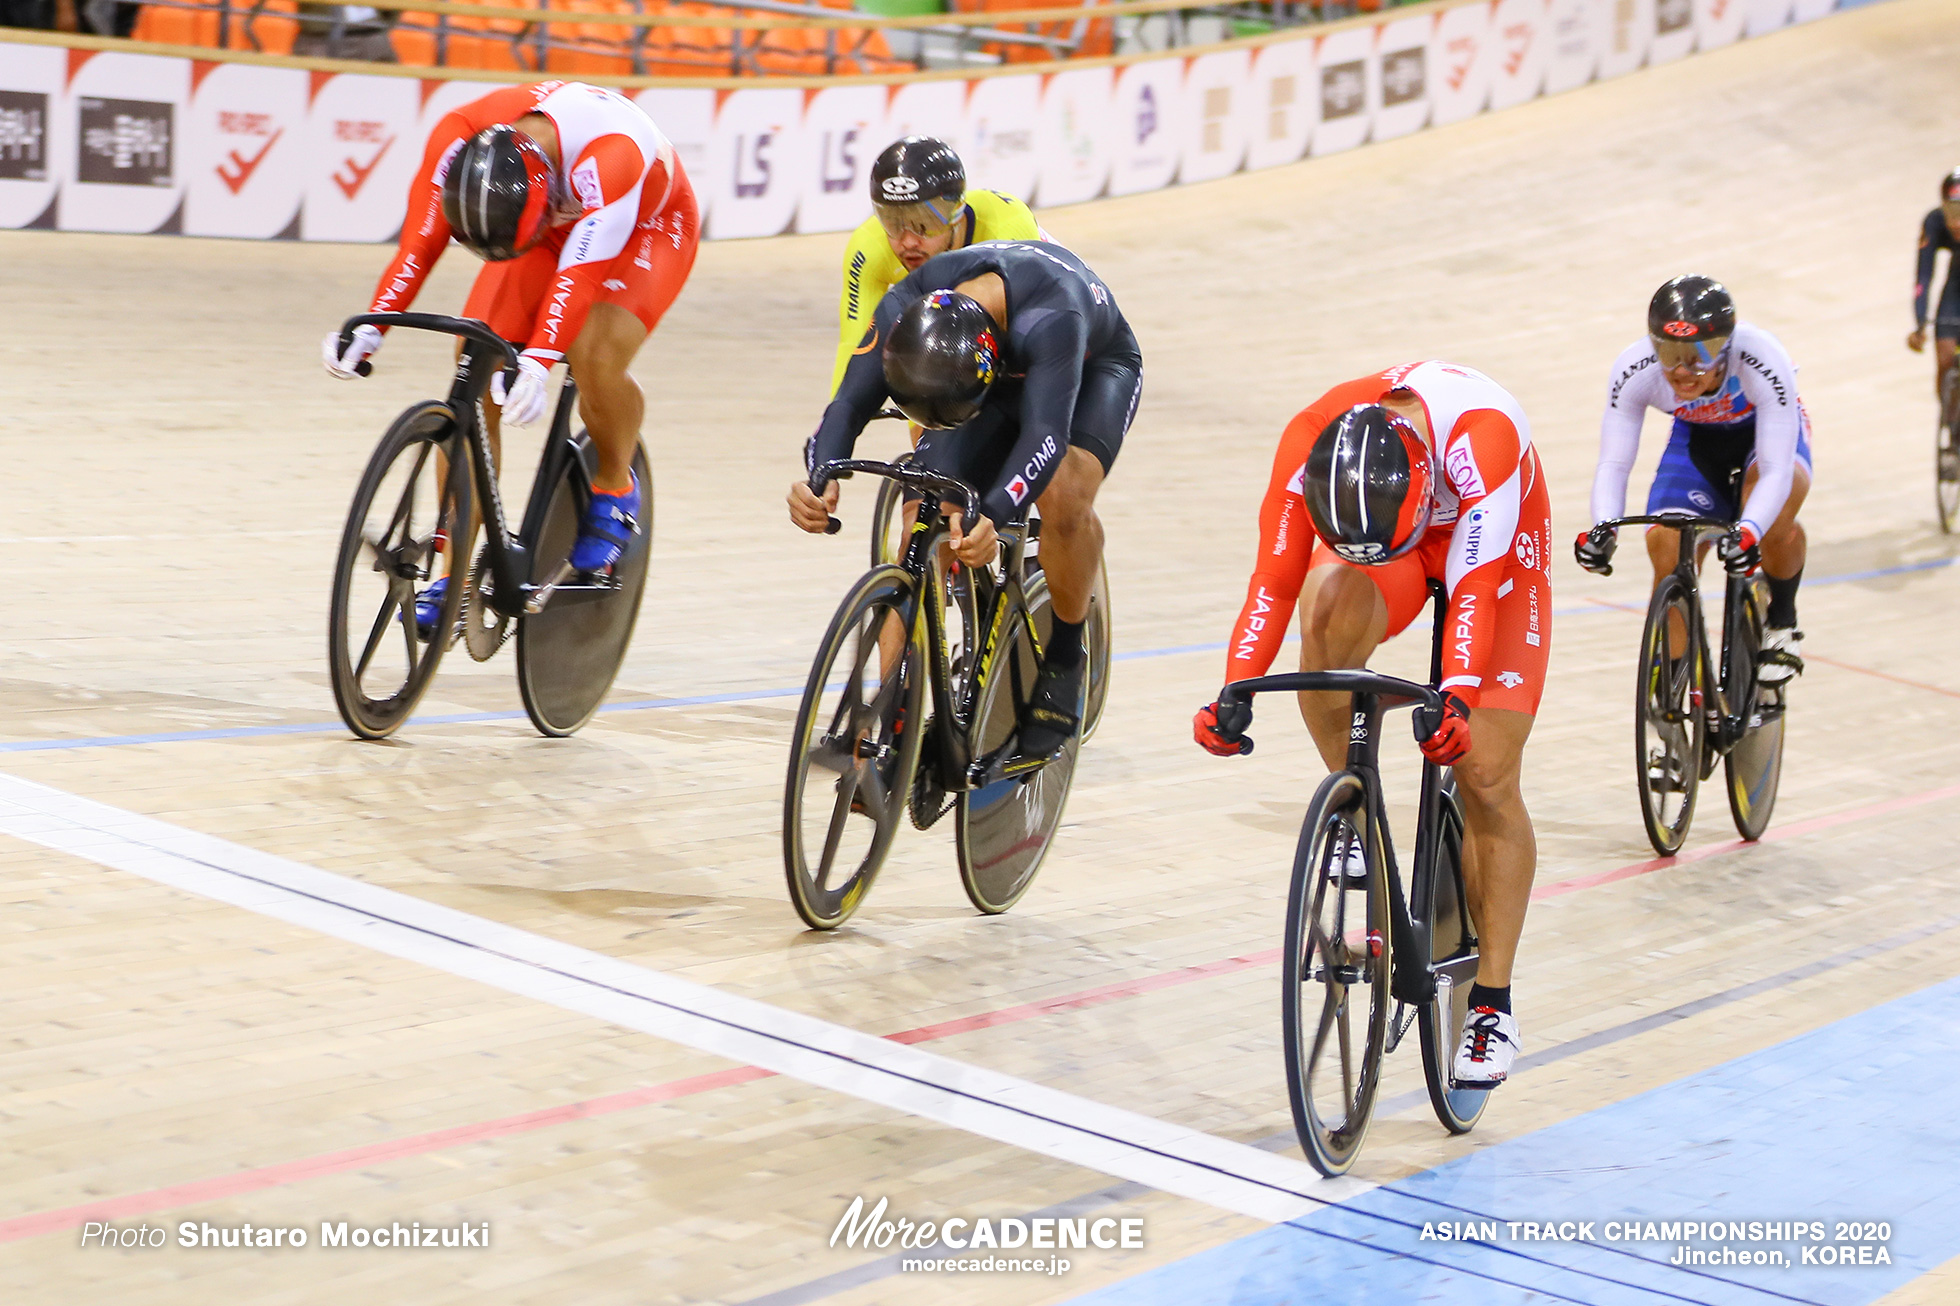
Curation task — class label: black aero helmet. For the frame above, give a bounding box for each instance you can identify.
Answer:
[1300,404,1434,565]
[882,290,999,430]
[870,136,966,231]
[1648,274,1735,374]
[441,124,558,262]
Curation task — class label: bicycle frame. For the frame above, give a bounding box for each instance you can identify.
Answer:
[1217,587,1459,1009]
[1593,512,1760,754]
[810,457,1048,792]
[340,312,606,621]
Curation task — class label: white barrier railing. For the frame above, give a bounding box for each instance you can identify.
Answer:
[0,0,1842,242]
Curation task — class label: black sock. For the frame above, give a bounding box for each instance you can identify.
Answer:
[1046,617,1085,672]
[1467,983,1511,1014]
[1766,570,1802,628]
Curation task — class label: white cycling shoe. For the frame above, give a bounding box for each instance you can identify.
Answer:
[1757,626,1804,686]
[1452,1007,1522,1088]
[1328,830,1370,885]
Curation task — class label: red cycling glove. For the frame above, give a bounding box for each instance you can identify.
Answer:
[1418,693,1473,765]
[1193,703,1244,757]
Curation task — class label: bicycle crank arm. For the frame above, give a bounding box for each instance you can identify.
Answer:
[522,561,580,615]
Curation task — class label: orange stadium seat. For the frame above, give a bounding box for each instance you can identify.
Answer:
[390,12,440,65]
[240,0,300,53]
[543,0,636,75]
[133,0,222,49]
[952,0,1111,64]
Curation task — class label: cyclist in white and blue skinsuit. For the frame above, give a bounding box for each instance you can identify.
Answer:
[1575,275,1811,684]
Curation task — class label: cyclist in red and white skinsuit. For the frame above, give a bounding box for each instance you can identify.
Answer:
[1194,361,1552,1089]
[325,81,698,611]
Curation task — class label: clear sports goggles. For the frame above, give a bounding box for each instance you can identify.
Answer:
[1652,333,1732,374]
[874,195,966,238]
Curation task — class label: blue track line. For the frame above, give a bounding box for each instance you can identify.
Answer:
[1,555,1947,756]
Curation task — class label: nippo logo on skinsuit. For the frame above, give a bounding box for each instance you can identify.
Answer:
[1662,320,1698,338]
[880,175,919,201]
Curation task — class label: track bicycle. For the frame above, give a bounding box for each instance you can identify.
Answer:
[1936,363,1958,533]
[326,312,652,740]
[867,442,1114,740]
[783,456,1103,929]
[1211,584,1486,1177]
[1585,514,1786,856]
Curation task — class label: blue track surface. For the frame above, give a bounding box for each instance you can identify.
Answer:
[1073,974,1960,1305]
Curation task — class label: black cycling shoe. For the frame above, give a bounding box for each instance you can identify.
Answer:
[1017,657,1085,760]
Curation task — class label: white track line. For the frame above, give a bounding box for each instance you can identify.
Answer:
[0,772,1345,1223]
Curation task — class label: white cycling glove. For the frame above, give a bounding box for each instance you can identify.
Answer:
[322,324,383,379]
[492,354,552,426]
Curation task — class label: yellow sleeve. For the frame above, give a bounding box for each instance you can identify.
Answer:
[834,218,904,395]
[966,189,1041,243]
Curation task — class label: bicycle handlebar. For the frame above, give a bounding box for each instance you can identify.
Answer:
[1214,671,1445,757]
[1590,513,1734,538]
[338,313,523,377]
[809,458,982,536]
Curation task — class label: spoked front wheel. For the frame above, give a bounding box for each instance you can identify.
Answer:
[1634,574,1707,855]
[1415,778,1488,1134]
[1937,367,1958,534]
[1723,576,1785,841]
[328,401,471,740]
[956,572,1076,914]
[783,566,927,930]
[1283,772,1390,1177]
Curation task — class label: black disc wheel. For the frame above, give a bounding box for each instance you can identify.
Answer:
[1724,576,1786,841]
[956,573,1076,915]
[1082,557,1113,741]
[1937,368,1958,534]
[1416,779,1489,1134]
[1635,574,1706,855]
[783,567,927,930]
[328,401,471,740]
[1282,771,1390,1177]
[514,440,654,737]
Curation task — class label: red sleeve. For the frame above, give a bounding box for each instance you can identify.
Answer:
[366,112,470,321]
[1223,408,1324,684]
[522,132,653,365]
[1439,411,1527,709]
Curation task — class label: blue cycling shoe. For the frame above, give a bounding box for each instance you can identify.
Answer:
[411,575,449,642]
[571,473,640,575]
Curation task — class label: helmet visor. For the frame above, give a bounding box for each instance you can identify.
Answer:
[1652,333,1731,375]
[874,196,965,238]
[891,391,985,432]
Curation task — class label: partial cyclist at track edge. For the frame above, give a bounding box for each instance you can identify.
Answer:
[1905,167,1960,405]
[321,80,700,636]
[831,136,1044,397]
[1193,362,1554,1091]
[1575,275,1811,685]
[789,240,1140,759]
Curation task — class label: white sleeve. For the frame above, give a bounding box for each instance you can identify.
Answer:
[1590,343,1659,527]
[1732,324,1802,538]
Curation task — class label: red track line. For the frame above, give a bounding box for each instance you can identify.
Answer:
[7,779,1957,1244]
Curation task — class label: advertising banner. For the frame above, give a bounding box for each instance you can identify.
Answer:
[1107,57,1183,196]
[0,0,1851,242]
[61,52,189,234]
[0,43,62,229]
[1312,27,1374,157]
[1244,38,1317,172]
[1489,0,1550,111]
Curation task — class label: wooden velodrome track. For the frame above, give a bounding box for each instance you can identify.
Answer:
[5,0,1960,1300]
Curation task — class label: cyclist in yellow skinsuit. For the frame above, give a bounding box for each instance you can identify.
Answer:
[832,136,1042,393]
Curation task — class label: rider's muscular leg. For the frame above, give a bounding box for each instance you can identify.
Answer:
[1453,706,1536,988]
[1935,338,1955,401]
[1032,448,1106,624]
[1293,565,1389,772]
[566,303,652,488]
[1743,460,1811,583]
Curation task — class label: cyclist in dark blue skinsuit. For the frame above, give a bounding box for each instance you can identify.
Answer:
[787,240,1142,756]
[1906,167,1960,404]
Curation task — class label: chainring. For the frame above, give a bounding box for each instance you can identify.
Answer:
[462,544,513,662]
[908,718,955,829]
